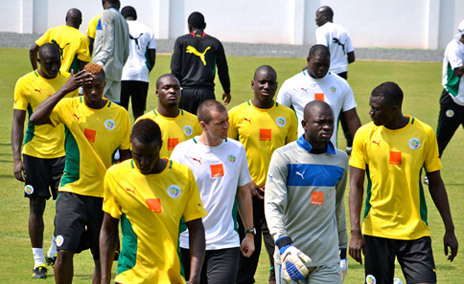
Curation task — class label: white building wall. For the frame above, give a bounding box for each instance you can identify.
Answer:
[1,0,463,49]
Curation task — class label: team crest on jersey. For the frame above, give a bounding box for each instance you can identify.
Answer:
[276,116,286,127]
[24,185,34,195]
[56,235,64,247]
[366,274,376,284]
[228,155,236,163]
[167,185,181,198]
[446,109,454,118]
[183,125,193,136]
[105,119,115,130]
[330,86,336,92]
[409,138,420,150]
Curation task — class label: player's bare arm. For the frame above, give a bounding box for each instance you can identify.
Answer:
[186,218,205,284]
[99,213,119,284]
[29,43,40,70]
[348,166,365,264]
[11,109,27,181]
[426,170,458,261]
[237,182,255,257]
[343,108,361,141]
[30,70,92,125]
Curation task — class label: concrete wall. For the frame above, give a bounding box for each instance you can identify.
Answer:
[1,0,463,49]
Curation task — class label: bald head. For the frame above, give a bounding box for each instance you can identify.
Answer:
[254,65,277,80]
[303,101,334,148]
[308,44,330,60]
[39,43,61,60]
[156,74,180,89]
[65,8,82,29]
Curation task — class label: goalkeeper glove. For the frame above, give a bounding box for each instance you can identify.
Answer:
[277,237,311,282]
[340,248,348,282]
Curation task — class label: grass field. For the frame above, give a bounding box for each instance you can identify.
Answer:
[0,47,463,283]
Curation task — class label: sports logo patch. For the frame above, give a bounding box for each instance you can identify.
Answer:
[84,128,96,142]
[228,155,236,163]
[366,275,376,284]
[24,185,34,195]
[276,117,286,127]
[315,93,324,101]
[105,119,115,130]
[56,235,64,247]
[210,164,224,178]
[167,185,181,198]
[183,125,193,136]
[330,87,336,93]
[389,151,402,165]
[168,138,179,151]
[260,129,272,141]
[446,109,454,118]
[146,198,162,213]
[409,138,420,150]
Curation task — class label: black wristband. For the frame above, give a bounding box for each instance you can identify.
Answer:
[276,236,293,249]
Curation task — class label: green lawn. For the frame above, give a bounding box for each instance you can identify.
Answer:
[0,48,462,283]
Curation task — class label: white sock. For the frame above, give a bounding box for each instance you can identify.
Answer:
[32,248,45,267]
[48,235,58,257]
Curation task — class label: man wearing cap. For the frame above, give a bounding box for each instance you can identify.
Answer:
[434,20,464,158]
[170,11,231,114]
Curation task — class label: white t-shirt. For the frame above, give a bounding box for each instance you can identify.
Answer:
[316,22,354,74]
[121,20,157,82]
[276,70,357,146]
[442,38,464,105]
[170,137,252,250]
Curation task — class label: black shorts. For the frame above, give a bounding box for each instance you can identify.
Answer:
[364,235,436,284]
[23,154,65,199]
[120,80,149,117]
[55,192,103,260]
[436,88,464,157]
[181,247,240,284]
[178,87,216,115]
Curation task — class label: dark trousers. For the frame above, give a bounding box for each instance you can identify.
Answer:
[179,87,216,115]
[236,198,276,284]
[337,72,353,148]
[436,88,464,157]
[181,247,240,284]
[120,81,149,120]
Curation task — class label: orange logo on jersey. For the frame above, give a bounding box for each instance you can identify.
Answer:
[389,151,402,165]
[244,117,252,124]
[260,129,272,141]
[145,198,162,213]
[315,93,324,101]
[372,140,381,147]
[84,128,96,143]
[210,164,224,178]
[167,138,179,151]
[186,45,211,66]
[310,191,324,206]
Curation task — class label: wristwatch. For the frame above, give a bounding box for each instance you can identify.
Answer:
[245,227,257,235]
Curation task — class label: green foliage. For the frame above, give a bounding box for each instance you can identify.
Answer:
[0,48,461,283]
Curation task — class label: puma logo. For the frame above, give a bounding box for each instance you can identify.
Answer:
[301,88,307,92]
[295,170,305,179]
[73,114,81,121]
[129,33,144,49]
[372,140,381,147]
[51,39,70,59]
[126,188,136,194]
[193,157,202,164]
[186,45,211,66]
[333,38,346,54]
[34,89,42,94]
[244,118,252,124]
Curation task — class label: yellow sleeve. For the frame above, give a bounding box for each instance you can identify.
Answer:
[227,107,239,139]
[349,126,367,170]
[77,35,91,62]
[49,98,68,127]
[13,77,28,110]
[119,110,131,150]
[286,109,298,143]
[424,127,442,173]
[182,169,207,222]
[35,29,51,46]
[102,166,122,219]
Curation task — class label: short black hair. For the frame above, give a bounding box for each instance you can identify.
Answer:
[39,43,61,60]
[188,11,206,29]
[156,74,179,89]
[371,82,404,107]
[254,65,277,80]
[318,6,334,20]
[121,6,137,20]
[308,44,330,60]
[197,100,226,124]
[131,119,162,145]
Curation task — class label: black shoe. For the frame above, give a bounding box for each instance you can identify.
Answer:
[32,265,47,279]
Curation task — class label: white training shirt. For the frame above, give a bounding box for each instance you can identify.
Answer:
[170,137,252,250]
[442,38,464,105]
[121,20,157,82]
[276,70,357,146]
[316,22,354,74]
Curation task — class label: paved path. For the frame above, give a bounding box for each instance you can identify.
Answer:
[0,32,443,62]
